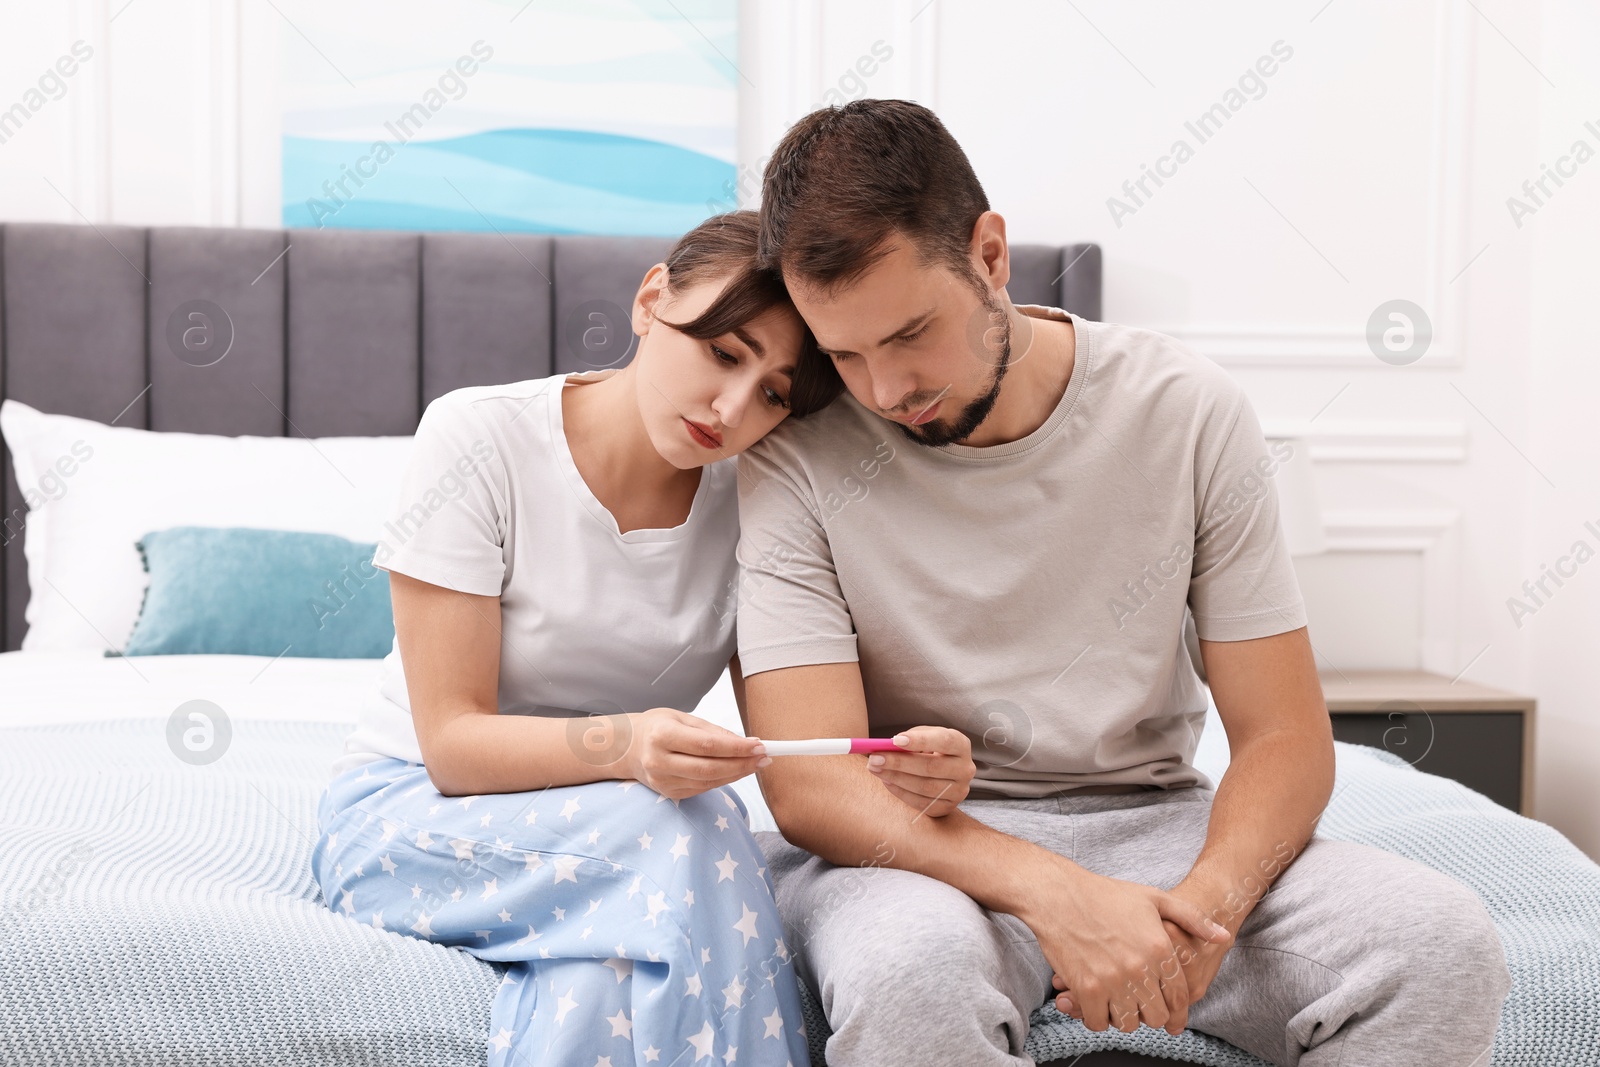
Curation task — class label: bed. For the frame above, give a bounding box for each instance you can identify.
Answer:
[1,221,1597,1067]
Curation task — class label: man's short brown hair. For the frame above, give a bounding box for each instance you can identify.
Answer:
[757,99,991,295]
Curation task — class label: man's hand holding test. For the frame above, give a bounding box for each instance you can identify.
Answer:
[755,727,976,819]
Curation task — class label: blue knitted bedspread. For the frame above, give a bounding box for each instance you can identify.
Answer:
[1,720,1595,1066]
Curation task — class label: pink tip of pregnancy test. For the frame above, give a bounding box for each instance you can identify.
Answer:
[848,738,905,754]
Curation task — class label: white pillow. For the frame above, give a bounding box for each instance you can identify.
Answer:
[0,398,413,653]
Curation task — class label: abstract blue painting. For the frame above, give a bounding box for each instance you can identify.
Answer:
[280,0,738,235]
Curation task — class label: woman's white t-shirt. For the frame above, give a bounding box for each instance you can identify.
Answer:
[332,370,741,778]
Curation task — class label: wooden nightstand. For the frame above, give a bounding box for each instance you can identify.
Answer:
[1317,670,1536,815]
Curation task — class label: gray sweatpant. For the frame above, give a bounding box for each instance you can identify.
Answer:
[755,785,1511,1067]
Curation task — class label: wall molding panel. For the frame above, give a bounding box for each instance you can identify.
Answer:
[1161,0,1477,370]
[1320,508,1463,674]
[1260,419,1469,463]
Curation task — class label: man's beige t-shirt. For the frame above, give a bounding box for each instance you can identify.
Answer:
[734,306,1308,799]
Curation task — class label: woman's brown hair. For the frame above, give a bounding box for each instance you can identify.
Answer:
[655,210,843,418]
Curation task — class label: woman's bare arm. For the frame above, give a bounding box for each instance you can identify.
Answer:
[391,571,634,796]
[392,571,766,798]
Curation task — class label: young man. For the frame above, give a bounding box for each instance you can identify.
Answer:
[734,99,1510,1067]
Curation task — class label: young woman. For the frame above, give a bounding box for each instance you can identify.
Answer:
[312,211,974,1067]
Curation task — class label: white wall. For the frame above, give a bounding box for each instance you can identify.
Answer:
[2,0,1596,857]
[1521,0,1600,859]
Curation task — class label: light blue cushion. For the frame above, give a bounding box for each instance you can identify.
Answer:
[118,526,393,658]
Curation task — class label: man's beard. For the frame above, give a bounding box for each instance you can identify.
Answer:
[896,295,1012,448]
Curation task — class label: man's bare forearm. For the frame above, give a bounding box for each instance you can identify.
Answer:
[762,755,1067,922]
[744,660,1070,923]
[1178,729,1333,932]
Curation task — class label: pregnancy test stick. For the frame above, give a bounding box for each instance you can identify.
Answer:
[759,738,904,756]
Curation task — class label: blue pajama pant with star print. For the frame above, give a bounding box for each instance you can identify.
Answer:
[313,757,813,1067]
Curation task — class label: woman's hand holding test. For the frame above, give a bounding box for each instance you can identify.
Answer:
[623,707,771,800]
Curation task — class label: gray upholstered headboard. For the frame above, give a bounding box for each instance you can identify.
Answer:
[0,221,1102,652]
